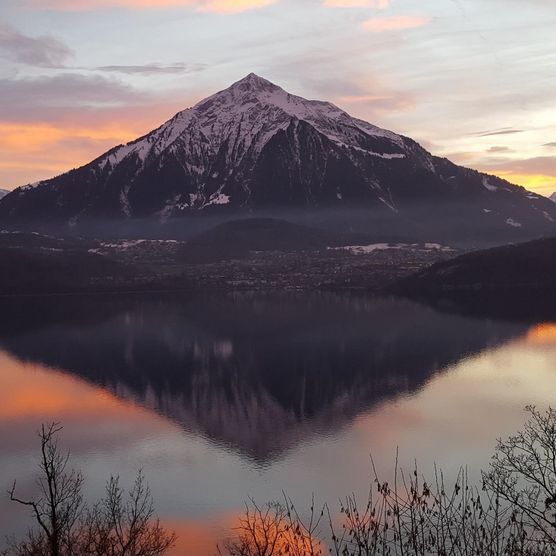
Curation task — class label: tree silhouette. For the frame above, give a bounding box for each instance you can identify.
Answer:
[5,423,175,556]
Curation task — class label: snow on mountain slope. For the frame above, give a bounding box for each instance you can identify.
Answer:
[0,73,555,238]
[98,73,406,185]
[0,189,9,200]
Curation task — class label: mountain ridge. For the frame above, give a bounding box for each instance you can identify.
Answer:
[0,73,554,239]
[393,236,556,320]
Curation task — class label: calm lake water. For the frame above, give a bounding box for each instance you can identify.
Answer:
[0,292,555,554]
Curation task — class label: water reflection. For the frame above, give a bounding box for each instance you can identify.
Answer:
[0,293,526,463]
[527,322,556,345]
[0,293,554,555]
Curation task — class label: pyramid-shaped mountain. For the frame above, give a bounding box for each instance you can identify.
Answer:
[0,73,554,236]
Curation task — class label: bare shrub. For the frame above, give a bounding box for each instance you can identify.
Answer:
[483,405,556,548]
[219,497,324,556]
[8,424,84,556]
[221,439,556,556]
[6,423,175,556]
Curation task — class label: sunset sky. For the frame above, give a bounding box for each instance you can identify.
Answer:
[0,0,555,195]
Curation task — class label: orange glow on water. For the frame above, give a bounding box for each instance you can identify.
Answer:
[164,517,230,556]
[0,350,230,556]
[526,323,556,345]
[163,509,324,556]
[0,352,170,428]
[1,320,556,556]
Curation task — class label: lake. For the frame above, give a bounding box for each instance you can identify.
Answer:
[0,292,555,554]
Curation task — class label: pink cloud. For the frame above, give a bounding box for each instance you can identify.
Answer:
[362,15,432,32]
[198,0,277,12]
[324,0,390,7]
[338,93,415,113]
[25,0,277,13]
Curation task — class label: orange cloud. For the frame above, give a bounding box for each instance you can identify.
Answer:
[0,99,186,188]
[339,94,390,103]
[324,0,390,7]
[362,15,432,32]
[336,89,416,115]
[487,171,556,196]
[0,122,141,188]
[0,122,136,152]
[199,0,277,12]
[27,0,277,12]
[474,156,556,196]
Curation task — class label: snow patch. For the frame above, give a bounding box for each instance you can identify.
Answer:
[189,193,203,206]
[119,188,131,217]
[94,239,178,252]
[20,181,43,192]
[207,193,231,206]
[482,177,498,192]
[377,196,397,212]
[328,243,454,255]
[506,218,522,228]
[424,243,454,251]
[156,194,183,220]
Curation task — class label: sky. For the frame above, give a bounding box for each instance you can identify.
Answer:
[0,0,555,196]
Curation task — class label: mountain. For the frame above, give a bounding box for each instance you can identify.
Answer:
[394,236,556,319]
[0,189,9,200]
[1,73,555,240]
[179,217,345,262]
[550,192,556,203]
[0,244,129,295]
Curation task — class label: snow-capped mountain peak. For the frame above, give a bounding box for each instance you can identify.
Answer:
[194,73,402,144]
[1,73,555,236]
[222,72,282,95]
[96,73,406,191]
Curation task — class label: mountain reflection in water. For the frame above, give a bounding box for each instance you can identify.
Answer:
[0,293,527,464]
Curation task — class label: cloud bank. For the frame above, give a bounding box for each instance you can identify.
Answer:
[0,23,72,67]
[24,0,278,13]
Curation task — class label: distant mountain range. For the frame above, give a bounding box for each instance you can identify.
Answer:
[550,192,556,203]
[0,189,9,200]
[0,73,554,241]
